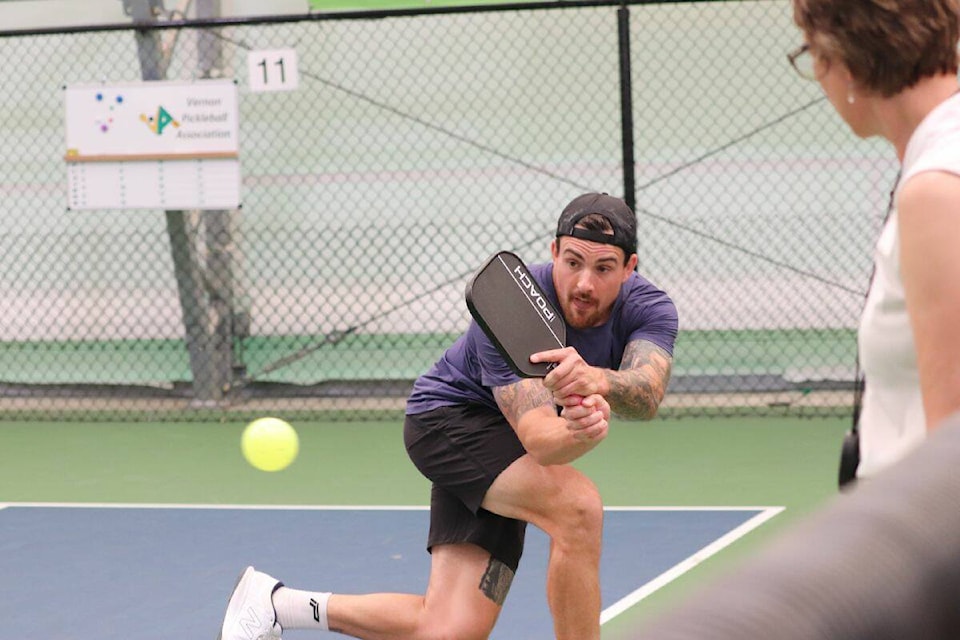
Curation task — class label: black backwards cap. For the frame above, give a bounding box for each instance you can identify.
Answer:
[555,192,638,257]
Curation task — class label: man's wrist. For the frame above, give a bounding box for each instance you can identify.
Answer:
[599,368,614,397]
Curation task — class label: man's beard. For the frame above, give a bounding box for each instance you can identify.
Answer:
[563,294,601,329]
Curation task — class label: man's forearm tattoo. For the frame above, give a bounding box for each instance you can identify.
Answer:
[493,380,553,426]
[605,340,673,419]
[479,557,515,605]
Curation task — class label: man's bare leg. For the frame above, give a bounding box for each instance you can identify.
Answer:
[482,455,603,640]
[321,543,505,640]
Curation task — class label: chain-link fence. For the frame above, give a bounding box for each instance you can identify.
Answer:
[0,1,898,421]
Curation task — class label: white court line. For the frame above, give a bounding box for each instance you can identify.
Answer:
[0,502,430,510]
[604,506,781,512]
[599,506,785,624]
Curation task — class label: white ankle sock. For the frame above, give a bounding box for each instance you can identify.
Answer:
[273,587,332,631]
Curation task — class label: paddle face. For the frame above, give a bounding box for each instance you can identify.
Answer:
[465,251,566,378]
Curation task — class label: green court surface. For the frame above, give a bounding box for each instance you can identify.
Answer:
[0,415,848,637]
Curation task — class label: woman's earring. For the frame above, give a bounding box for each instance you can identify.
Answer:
[847,85,856,104]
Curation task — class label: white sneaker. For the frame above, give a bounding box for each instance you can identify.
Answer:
[217,566,284,640]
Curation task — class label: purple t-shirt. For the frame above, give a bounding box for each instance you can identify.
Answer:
[405,262,678,415]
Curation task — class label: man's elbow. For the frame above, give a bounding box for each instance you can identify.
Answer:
[519,434,592,465]
[524,441,575,466]
[531,449,576,466]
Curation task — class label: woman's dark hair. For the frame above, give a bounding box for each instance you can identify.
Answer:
[794,0,960,97]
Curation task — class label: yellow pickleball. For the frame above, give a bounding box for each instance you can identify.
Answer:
[241,417,299,472]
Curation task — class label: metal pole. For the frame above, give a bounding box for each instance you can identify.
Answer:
[195,0,241,397]
[617,5,636,215]
[131,0,222,404]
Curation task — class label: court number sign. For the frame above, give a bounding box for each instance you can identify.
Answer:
[247,49,299,93]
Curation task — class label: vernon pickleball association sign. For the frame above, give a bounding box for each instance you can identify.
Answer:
[64,79,239,161]
[63,79,240,210]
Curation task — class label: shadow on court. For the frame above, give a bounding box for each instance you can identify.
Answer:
[0,505,773,639]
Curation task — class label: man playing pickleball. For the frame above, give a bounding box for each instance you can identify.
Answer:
[218,192,678,640]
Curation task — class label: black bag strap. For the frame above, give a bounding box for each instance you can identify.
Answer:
[851,359,864,435]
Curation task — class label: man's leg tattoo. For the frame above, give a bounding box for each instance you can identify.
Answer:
[479,557,514,605]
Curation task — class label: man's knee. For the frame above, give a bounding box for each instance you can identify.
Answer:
[552,474,603,544]
[570,482,604,534]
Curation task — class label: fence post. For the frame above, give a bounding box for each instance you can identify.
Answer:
[617,4,636,217]
[129,0,225,405]
[196,0,248,398]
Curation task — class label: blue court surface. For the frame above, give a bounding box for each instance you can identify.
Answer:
[0,504,781,639]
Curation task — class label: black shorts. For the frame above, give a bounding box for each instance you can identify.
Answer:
[404,404,528,573]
